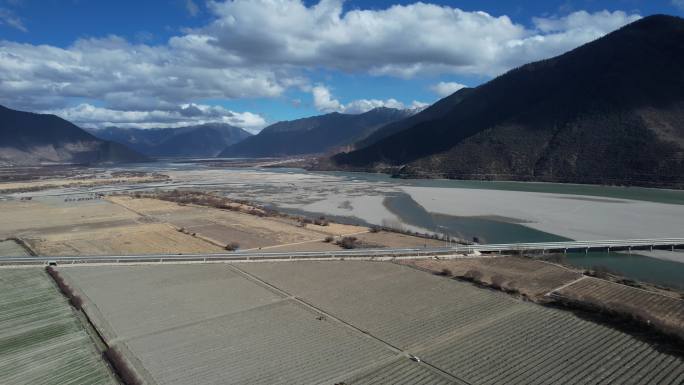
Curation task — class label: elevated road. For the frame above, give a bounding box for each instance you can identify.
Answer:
[1,238,683,266]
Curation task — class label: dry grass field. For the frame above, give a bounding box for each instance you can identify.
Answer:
[0,194,440,256]
[0,174,165,194]
[355,231,449,249]
[553,276,684,338]
[0,198,139,239]
[107,195,437,251]
[61,261,684,385]
[24,223,223,256]
[109,196,349,249]
[0,268,116,385]
[0,197,223,256]
[403,257,582,298]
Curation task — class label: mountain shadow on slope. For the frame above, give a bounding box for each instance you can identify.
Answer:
[0,105,148,165]
[332,15,684,187]
[219,107,413,158]
[88,123,252,158]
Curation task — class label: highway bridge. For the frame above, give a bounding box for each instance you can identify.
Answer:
[1,238,683,266]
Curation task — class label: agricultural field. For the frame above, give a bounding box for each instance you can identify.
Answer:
[23,222,223,256]
[109,196,355,249]
[0,193,439,256]
[341,356,463,385]
[0,239,30,256]
[59,264,284,341]
[241,261,684,384]
[108,195,437,251]
[402,257,582,298]
[0,173,167,194]
[553,276,684,337]
[126,300,395,385]
[354,231,447,249]
[0,268,115,385]
[0,197,139,239]
[61,261,684,385]
[59,264,399,385]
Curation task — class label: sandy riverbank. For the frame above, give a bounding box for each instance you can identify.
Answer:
[402,186,684,263]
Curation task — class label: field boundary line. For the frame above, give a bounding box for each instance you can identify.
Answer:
[548,274,684,302]
[226,263,473,384]
[581,276,684,302]
[111,297,295,345]
[535,258,584,273]
[46,268,155,385]
[106,196,231,250]
[545,275,588,297]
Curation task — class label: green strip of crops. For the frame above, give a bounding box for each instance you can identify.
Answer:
[0,268,116,385]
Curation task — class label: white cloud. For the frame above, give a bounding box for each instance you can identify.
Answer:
[0,1,642,128]
[201,2,640,76]
[430,81,467,97]
[47,103,267,133]
[311,85,427,114]
[342,98,405,114]
[185,0,200,17]
[0,7,26,32]
[673,0,684,11]
[312,85,342,113]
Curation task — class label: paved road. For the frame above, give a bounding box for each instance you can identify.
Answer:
[1,238,683,266]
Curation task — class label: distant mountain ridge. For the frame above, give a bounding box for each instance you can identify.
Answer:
[219,107,413,157]
[332,15,684,187]
[0,105,147,166]
[89,123,252,158]
[353,88,473,150]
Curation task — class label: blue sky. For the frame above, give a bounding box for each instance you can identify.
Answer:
[1,0,682,131]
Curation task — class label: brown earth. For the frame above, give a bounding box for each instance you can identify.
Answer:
[401,257,582,299]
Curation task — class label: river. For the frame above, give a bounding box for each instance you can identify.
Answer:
[73,162,684,288]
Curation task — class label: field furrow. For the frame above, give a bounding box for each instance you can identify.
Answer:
[0,268,116,385]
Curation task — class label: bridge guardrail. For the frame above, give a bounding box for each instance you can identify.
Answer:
[0,238,682,266]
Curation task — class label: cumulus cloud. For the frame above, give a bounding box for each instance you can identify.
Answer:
[430,82,467,97]
[312,85,342,113]
[200,1,640,76]
[47,103,267,133]
[0,36,290,112]
[311,85,427,114]
[0,1,642,128]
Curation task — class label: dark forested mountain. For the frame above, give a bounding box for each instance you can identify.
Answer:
[0,105,147,165]
[219,107,413,157]
[354,88,473,149]
[89,123,252,158]
[332,15,684,187]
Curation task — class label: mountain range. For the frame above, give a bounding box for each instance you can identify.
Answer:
[0,105,147,166]
[331,15,684,187]
[219,107,413,157]
[2,15,683,187]
[88,123,252,158]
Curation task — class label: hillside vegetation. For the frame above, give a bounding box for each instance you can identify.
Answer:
[220,107,412,157]
[332,15,684,187]
[89,123,252,158]
[0,105,147,165]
